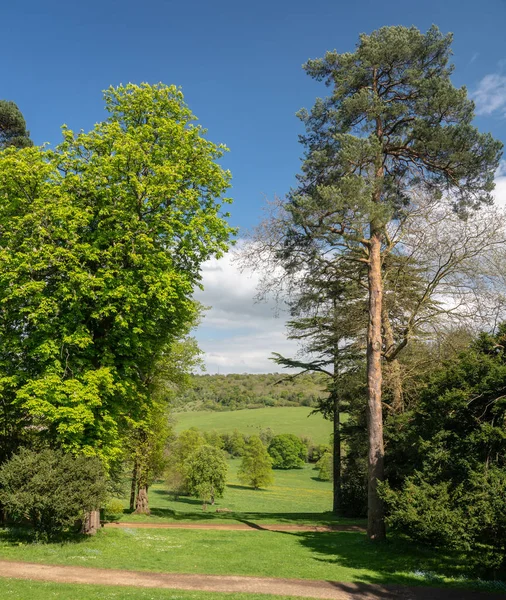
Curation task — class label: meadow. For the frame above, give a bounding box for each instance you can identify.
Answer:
[116,459,341,525]
[173,407,334,445]
[1,526,502,593]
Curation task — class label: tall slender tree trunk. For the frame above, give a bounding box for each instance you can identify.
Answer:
[129,461,138,512]
[332,388,341,515]
[366,229,386,540]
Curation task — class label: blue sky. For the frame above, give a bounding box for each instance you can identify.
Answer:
[3,0,506,372]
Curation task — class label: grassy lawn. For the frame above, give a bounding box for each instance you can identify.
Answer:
[0,579,314,600]
[0,526,502,593]
[115,459,354,526]
[173,407,334,445]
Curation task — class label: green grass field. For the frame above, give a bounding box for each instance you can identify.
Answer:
[0,527,500,592]
[174,407,334,445]
[0,579,315,600]
[117,459,340,525]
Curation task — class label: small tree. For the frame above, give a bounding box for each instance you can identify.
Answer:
[0,100,32,149]
[166,428,205,496]
[0,448,107,539]
[186,445,228,509]
[316,451,333,481]
[268,434,306,469]
[238,435,274,489]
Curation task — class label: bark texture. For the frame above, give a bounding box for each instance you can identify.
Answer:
[82,509,101,535]
[134,485,150,515]
[366,231,386,540]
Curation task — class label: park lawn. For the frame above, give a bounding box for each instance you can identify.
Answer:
[173,407,335,445]
[0,526,498,592]
[115,459,358,526]
[0,579,315,600]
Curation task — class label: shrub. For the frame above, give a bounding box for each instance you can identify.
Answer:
[0,448,107,539]
[103,498,124,521]
[268,434,306,469]
[315,451,332,481]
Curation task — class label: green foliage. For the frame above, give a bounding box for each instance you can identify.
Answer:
[0,100,32,149]
[238,435,274,489]
[0,448,106,539]
[203,430,224,450]
[186,444,228,507]
[172,372,327,411]
[222,429,247,456]
[166,428,205,496]
[316,451,332,481]
[0,83,233,467]
[268,434,306,469]
[382,327,506,574]
[103,498,124,521]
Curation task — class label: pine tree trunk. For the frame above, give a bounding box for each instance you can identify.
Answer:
[332,390,341,515]
[366,230,386,540]
[129,461,138,512]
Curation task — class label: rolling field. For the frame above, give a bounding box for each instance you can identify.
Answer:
[173,407,334,445]
[119,459,337,525]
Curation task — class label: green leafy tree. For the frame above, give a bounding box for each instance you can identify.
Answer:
[222,429,247,457]
[268,434,306,469]
[284,25,502,539]
[165,428,205,497]
[0,448,107,539]
[238,435,274,489]
[0,100,32,149]
[0,83,233,468]
[186,444,228,509]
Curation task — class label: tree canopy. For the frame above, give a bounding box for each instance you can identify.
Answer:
[0,83,234,467]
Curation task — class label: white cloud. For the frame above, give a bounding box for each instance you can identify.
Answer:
[473,73,506,116]
[194,253,299,373]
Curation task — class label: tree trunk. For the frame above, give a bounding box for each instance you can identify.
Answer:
[129,461,138,512]
[134,484,150,515]
[332,389,341,515]
[82,509,101,535]
[366,230,386,541]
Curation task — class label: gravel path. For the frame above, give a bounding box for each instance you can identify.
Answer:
[0,560,502,600]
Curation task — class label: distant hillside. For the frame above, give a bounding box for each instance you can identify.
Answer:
[171,372,328,412]
[174,407,333,445]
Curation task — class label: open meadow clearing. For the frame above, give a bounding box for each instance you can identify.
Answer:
[115,459,342,525]
[173,407,334,445]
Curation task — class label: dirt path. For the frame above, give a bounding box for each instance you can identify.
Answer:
[0,560,502,600]
[105,521,365,532]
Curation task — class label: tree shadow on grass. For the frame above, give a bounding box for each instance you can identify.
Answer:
[0,525,88,546]
[277,529,504,595]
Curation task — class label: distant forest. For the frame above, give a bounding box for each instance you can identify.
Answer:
[172,373,328,412]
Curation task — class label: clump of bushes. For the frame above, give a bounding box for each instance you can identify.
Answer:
[268,434,307,469]
[0,448,107,539]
